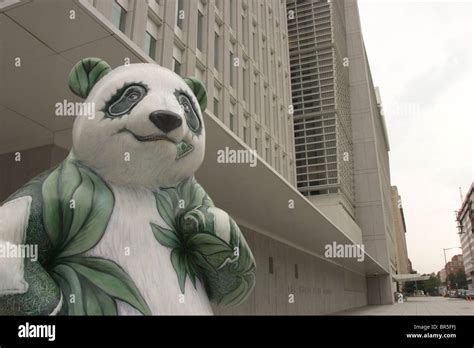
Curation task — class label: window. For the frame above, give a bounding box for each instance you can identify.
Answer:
[263,88,268,125]
[145,17,159,60]
[243,62,248,103]
[269,257,274,274]
[144,32,157,60]
[214,32,220,71]
[242,14,248,47]
[294,264,299,279]
[176,0,184,29]
[213,97,219,118]
[173,45,183,76]
[197,11,204,51]
[111,0,126,33]
[253,30,258,61]
[214,86,221,119]
[173,58,181,75]
[229,0,235,29]
[229,112,235,132]
[243,117,249,144]
[265,137,270,162]
[275,147,280,171]
[229,51,234,88]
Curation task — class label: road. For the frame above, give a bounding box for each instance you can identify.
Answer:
[337,296,474,315]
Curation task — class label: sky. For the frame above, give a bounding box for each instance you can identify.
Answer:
[357,0,473,274]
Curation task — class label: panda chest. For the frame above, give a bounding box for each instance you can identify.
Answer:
[86,185,213,315]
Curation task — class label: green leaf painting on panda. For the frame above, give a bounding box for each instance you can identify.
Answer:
[0,58,256,315]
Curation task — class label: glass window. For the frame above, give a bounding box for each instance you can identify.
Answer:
[173,58,181,75]
[213,97,219,118]
[229,0,235,29]
[144,31,157,60]
[112,0,126,33]
[229,112,235,131]
[197,11,204,51]
[214,32,220,71]
[229,51,234,87]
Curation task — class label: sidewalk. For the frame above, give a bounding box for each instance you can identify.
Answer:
[336,296,474,315]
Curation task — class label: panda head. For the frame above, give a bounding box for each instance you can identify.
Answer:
[68,58,207,189]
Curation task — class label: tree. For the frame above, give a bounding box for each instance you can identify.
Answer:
[404,273,440,296]
[447,270,468,289]
[424,273,441,295]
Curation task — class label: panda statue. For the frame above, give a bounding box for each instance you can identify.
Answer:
[0,58,256,315]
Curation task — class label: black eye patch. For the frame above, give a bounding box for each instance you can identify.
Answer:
[106,84,147,118]
[178,94,201,133]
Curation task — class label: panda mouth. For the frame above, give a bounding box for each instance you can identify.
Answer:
[118,128,177,144]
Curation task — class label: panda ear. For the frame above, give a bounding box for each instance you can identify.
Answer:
[183,77,208,112]
[68,58,112,99]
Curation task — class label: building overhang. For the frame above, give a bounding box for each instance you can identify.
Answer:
[392,274,430,283]
[0,0,390,278]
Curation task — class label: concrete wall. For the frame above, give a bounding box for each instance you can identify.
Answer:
[213,225,368,315]
[0,145,69,202]
[344,0,395,304]
[0,143,369,314]
[391,186,410,275]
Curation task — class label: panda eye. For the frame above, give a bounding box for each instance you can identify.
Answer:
[107,84,147,118]
[179,94,201,132]
[128,92,140,101]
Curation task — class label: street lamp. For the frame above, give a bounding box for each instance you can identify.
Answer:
[443,247,461,290]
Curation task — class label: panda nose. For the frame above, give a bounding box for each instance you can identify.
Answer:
[149,111,182,133]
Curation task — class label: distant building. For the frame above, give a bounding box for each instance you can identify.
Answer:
[456,183,474,290]
[445,254,465,276]
[391,186,410,275]
[439,268,447,283]
[408,258,413,273]
[287,0,396,305]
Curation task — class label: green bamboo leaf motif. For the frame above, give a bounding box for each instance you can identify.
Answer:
[42,166,62,248]
[219,277,251,307]
[185,258,198,289]
[83,281,102,315]
[190,250,218,274]
[65,257,151,315]
[58,168,113,258]
[150,175,256,305]
[58,160,82,240]
[188,233,231,255]
[188,180,207,209]
[170,250,187,293]
[51,264,85,315]
[154,191,176,230]
[42,159,151,315]
[81,277,118,315]
[150,223,180,248]
[91,286,118,315]
[64,170,94,247]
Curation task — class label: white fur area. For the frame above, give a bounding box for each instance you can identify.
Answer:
[86,185,213,315]
[72,63,205,190]
[0,196,31,295]
[208,207,231,243]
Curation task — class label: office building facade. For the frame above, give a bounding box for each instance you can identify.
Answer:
[391,186,410,276]
[90,0,296,185]
[1,0,394,314]
[457,184,474,289]
[287,0,397,303]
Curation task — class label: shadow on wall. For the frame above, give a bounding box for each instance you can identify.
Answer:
[0,145,69,202]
